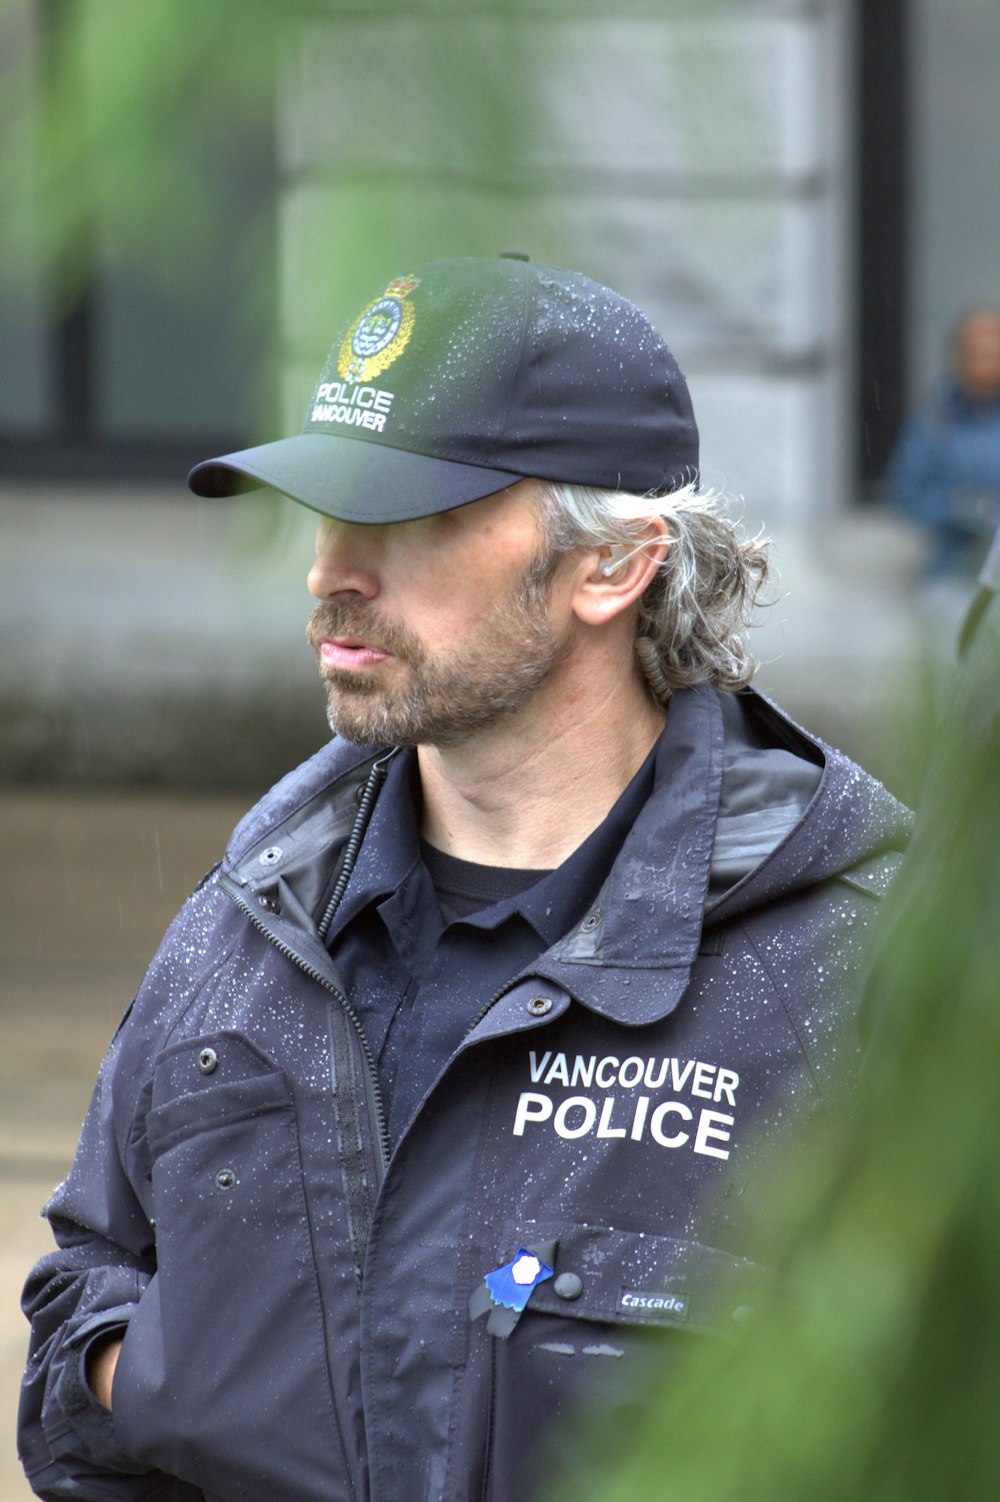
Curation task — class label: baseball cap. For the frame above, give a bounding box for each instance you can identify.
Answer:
[187,256,699,523]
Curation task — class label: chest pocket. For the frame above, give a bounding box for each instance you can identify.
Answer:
[146,1030,292,1156]
[474,1220,777,1502]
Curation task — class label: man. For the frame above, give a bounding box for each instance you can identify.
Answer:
[19,257,909,1502]
[888,306,1000,583]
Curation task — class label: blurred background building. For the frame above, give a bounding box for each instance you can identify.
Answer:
[3,0,998,790]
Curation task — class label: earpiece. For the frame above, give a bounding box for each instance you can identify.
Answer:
[598,547,628,578]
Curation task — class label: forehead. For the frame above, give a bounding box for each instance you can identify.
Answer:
[315,477,546,541]
[957,312,1000,347]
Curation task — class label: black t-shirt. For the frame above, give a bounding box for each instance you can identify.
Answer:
[419,839,550,922]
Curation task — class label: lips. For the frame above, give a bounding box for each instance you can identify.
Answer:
[318,638,392,670]
[307,601,421,672]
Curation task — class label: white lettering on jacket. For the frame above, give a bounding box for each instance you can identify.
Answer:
[515,1052,741,1160]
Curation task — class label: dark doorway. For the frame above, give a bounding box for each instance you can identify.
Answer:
[856,0,908,496]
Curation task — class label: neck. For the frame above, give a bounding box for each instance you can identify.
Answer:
[416,648,666,869]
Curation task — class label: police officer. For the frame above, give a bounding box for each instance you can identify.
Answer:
[19,257,910,1502]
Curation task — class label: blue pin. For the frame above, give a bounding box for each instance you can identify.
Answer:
[484,1247,554,1313]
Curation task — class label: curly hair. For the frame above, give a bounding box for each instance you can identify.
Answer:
[536,481,770,701]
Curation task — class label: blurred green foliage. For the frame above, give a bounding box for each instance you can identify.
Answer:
[0,0,567,314]
[0,0,741,335]
[0,0,283,302]
[0,0,757,473]
[554,605,1000,1501]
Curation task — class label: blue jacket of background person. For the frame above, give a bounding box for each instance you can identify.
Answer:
[887,376,1000,579]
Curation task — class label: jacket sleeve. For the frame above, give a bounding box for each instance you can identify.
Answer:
[18,907,212,1502]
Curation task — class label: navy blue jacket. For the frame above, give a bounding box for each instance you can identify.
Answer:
[19,686,909,1502]
[887,377,1000,577]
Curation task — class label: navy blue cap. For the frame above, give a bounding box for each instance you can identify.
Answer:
[187,257,699,522]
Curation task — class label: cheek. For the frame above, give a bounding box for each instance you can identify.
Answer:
[379,518,545,638]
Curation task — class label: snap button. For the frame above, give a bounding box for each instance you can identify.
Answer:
[257,846,283,867]
[196,1047,218,1075]
[258,894,281,914]
[214,1169,237,1191]
[581,910,602,931]
[526,996,553,1017]
[553,1272,583,1301]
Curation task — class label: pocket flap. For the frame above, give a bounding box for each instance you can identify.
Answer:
[499,1219,777,1334]
[148,1032,291,1151]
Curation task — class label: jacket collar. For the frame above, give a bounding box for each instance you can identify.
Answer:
[325,740,658,952]
[224,736,379,872]
[223,683,907,1035]
[535,682,725,1027]
[224,687,726,1031]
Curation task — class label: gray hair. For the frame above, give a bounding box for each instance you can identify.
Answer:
[537,481,769,701]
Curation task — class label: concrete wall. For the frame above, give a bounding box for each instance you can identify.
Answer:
[280,0,854,534]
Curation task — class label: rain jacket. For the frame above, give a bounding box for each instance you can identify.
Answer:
[19,684,910,1502]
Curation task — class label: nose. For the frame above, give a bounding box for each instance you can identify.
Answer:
[307,518,381,601]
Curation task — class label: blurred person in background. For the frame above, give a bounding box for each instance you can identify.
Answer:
[18,257,910,1502]
[556,532,1000,1502]
[887,307,1000,587]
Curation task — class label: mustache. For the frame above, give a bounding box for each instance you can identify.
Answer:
[305,602,425,665]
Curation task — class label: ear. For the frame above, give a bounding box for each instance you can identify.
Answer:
[571,518,669,628]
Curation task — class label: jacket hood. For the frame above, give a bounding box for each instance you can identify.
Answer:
[531,684,910,1027]
[706,690,910,920]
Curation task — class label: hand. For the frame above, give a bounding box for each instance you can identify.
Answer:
[86,1334,124,1411]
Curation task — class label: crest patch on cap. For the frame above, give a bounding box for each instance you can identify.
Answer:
[338,275,420,383]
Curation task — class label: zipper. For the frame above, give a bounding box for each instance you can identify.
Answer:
[318,749,395,941]
[222,878,391,1183]
[222,749,397,1190]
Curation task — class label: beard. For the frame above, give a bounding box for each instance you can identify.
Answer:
[305,547,563,748]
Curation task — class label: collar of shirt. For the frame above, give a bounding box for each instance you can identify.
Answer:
[324,740,658,951]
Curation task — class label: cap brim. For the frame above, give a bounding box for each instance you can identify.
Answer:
[187,433,524,524]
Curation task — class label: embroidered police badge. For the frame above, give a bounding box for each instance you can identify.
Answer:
[337,275,420,383]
